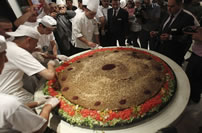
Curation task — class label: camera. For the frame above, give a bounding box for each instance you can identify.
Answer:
[134,4,146,17]
[134,4,147,24]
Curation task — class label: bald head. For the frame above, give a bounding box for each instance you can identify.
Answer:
[167,0,182,15]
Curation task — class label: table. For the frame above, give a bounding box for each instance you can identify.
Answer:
[35,47,190,133]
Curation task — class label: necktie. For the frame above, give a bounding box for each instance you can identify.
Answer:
[112,9,117,23]
[163,15,174,32]
[113,9,117,17]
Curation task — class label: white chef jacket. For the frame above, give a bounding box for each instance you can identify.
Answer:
[72,12,99,49]
[0,93,46,133]
[0,41,45,103]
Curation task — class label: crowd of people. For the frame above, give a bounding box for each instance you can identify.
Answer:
[0,0,202,132]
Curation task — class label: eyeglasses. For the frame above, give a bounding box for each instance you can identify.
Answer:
[58,6,66,10]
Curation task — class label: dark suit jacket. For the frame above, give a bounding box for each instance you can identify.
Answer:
[107,8,129,37]
[156,10,195,65]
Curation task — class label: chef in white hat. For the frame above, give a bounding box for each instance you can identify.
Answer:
[33,15,69,65]
[35,15,57,57]
[71,0,100,53]
[86,0,99,13]
[0,25,56,104]
[0,34,60,133]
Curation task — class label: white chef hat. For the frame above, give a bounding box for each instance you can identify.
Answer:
[87,0,99,12]
[120,0,127,8]
[37,15,57,29]
[0,35,6,53]
[6,25,40,40]
[56,0,66,5]
[82,0,89,6]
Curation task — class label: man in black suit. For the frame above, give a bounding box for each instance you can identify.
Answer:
[150,0,195,66]
[107,0,129,46]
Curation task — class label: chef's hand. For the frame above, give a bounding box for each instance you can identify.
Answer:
[87,41,97,48]
[184,27,202,42]
[160,33,169,41]
[44,97,59,108]
[56,55,70,61]
[47,60,56,67]
[150,31,158,38]
[36,96,52,106]
[39,53,56,59]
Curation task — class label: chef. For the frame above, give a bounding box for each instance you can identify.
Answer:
[71,0,100,54]
[0,25,56,104]
[0,35,59,133]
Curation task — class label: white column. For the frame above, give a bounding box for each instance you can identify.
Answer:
[7,0,22,18]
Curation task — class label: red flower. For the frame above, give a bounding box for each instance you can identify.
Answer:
[107,112,118,121]
[48,80,53,86]
[62,62,70,67]
[117,109,133,120]
[55,66,65,72]
[89,110,98,117]
[49,91,58,96]
[95,114,102,121]
[81,109,90,117]
[48,87,58,96]
[60,100,67,109]
[63,105,75,116]
[140,94,162,115]
[69,111,75,116]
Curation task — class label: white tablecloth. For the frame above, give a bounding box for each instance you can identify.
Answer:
[35,47,190,133]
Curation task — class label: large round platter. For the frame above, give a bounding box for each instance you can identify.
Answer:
[43,47,180,130]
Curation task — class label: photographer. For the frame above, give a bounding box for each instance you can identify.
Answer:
[185,26,202,103]
[134,0,147,24]
[138,0,161,49]
[126,0,142,47]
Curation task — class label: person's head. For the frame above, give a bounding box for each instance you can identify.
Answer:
[85,8,97,19]
[49,2,59,13]
[127,0,135,8]
[134,0,141,8]
[85,0,99,19]
[58,4,67,13]
[0,35,8,74]
[66,0,73,8]
[37,15,57,35]
[0,17,13,39]
[78,0,83,9]
[156,0,165,6]
[112,0,120,9]
[6,25,40,53]
[101,0,110,8]
[144,0,151,5]
[167,0,183,15]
